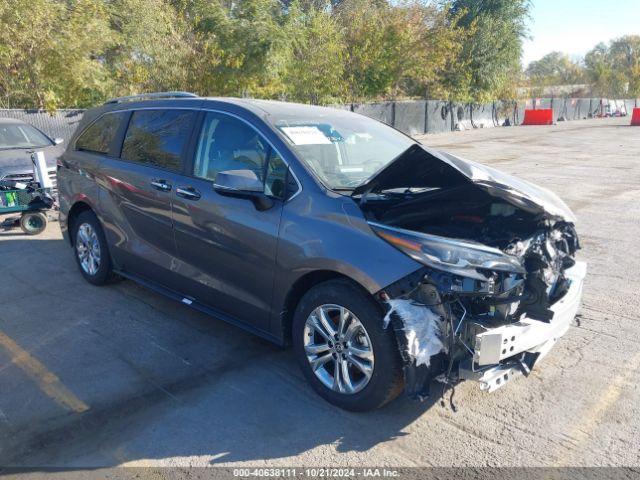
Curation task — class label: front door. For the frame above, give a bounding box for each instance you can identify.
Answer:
[171,111,289,332]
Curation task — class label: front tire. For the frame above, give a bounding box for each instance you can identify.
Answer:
[73,210,117,285]
[293,279,404,411]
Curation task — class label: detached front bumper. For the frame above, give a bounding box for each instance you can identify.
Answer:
[460,261,587,392]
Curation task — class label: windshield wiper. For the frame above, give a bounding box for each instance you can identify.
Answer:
[380,187,440,195]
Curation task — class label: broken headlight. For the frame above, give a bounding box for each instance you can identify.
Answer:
[369,222,525,277]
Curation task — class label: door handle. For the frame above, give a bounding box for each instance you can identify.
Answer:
[150,179,172,192]
[176,186,201,200]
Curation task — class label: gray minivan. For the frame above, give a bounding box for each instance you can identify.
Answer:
[59,92,585,411]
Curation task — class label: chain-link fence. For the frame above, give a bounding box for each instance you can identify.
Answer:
[0,109,84,142]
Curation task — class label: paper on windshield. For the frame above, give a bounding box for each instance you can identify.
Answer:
[280,126,332,145]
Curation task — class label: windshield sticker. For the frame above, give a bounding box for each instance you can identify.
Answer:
[280,126,332,145]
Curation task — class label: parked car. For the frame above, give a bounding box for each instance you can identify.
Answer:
[58,92,586,411]
[0,118,63,192]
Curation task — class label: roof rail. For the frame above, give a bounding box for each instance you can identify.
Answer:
[103,91,199,105]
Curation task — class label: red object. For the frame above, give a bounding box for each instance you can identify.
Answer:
[631,108,640,126]
[522,109,554,126]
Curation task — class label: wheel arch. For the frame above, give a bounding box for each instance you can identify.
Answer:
[66,200,95,245]
[279,270,382,346]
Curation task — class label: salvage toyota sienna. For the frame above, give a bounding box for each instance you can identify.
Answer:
[59,92,586,411]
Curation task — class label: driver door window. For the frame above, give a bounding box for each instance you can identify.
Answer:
[194,113,268,182]
[193,112,290,200]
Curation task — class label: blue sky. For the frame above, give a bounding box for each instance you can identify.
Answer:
[522,0,640,66]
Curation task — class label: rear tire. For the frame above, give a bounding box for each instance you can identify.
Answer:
[293,279,404,411]
[72,210,117,285]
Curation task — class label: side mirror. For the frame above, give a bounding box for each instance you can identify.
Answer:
[53,138,64,145]
[213,169,274,211]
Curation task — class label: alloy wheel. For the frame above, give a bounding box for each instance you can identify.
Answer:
[303,304,375,394]
[76,222,101,276]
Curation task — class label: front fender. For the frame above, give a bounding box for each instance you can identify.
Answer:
[270,193,422,338]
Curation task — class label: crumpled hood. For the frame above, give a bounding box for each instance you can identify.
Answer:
[352,144,576,223]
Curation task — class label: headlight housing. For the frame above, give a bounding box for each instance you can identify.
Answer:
[369,222,525,278]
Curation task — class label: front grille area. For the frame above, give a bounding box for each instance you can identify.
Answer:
[1,169,58,196]
[48,169,58,195]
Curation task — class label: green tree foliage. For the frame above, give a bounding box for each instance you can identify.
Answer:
[0,0,113,109]
[281,1,346,104]
[8,0,634,110]
[584,36,640,98]
[523,36,640,99]
[412,3,471,101]
[195,0,287,97]
[609,36,640,99]
[526,51,584,95]
[336,0,405,100]
[450,0,531,102]
[0,0,532,108]
[335,0,465,102]
[106,0,195,95]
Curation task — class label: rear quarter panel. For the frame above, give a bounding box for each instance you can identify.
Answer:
[58,150,103,243]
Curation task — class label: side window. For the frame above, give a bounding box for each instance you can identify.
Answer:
[75,112,126,154]
[121,110,195,171]
[193,113,268,183]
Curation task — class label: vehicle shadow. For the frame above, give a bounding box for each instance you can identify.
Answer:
[0,236,442,468]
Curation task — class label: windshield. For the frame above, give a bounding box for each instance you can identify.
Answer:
[272,109,415,189]
[0,123,52,149]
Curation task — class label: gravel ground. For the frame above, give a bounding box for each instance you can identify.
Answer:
[0,117,638,470]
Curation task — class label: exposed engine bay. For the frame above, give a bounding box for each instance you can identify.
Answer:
[353,144,585,401]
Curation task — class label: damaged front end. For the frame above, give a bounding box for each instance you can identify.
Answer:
[355,145,587,399]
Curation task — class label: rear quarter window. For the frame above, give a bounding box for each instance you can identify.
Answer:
[75,112,127,154]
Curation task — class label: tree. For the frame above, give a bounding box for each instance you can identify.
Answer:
[282,1,346,103]
[585,36,640,98]
[336,0,450,101]
[376,1,464,100]
[105,0,195,96]
[0,0,113,109]
[334,0,397,100]
[49,0,115,107]
[526,51,585,95]
[1,0,588,109]
[449,0,531,102]
[584,43,613,97]
[608,35,640,98]
[188,0,288,98]
[407,2,470,101]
